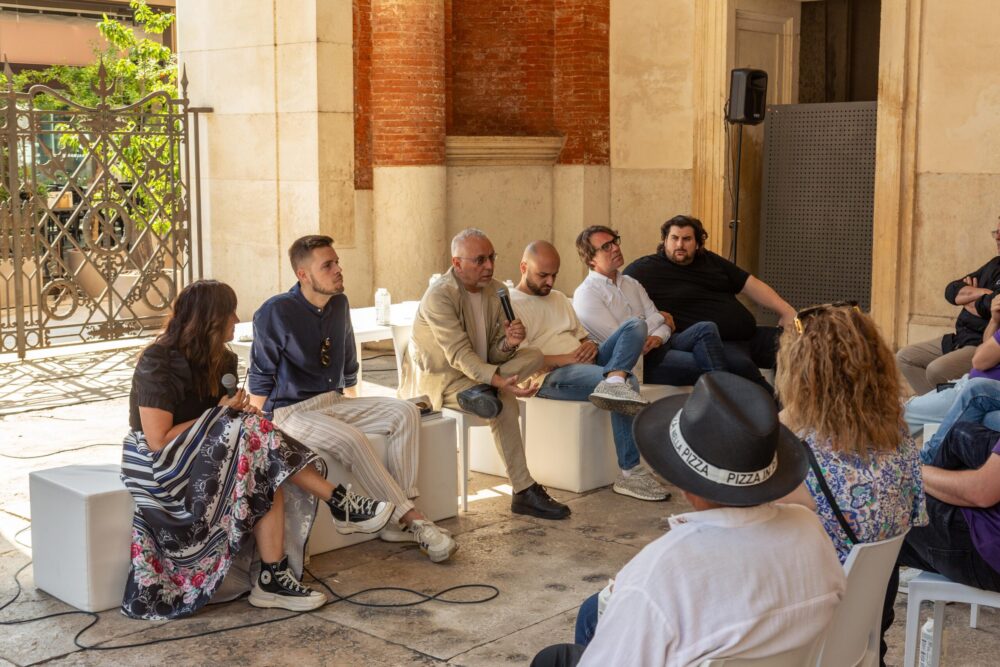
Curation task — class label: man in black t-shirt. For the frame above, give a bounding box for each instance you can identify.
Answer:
[896,218,1000,394]
[624,215,795,387]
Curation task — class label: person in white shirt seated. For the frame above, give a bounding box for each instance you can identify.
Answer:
[530,372,847,667]
[571,225,734,388]
[510,240,671,501]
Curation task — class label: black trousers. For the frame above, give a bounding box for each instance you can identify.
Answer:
[530,644,585,667]
[722,325,781,394]
[881,423,1000,662]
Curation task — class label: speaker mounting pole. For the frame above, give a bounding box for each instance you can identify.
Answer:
[725,67,768,263]
[729,122,744,263]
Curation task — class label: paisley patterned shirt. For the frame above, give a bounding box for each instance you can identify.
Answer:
[801,430,928,563]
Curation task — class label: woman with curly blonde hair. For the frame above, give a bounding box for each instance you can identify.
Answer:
[775,303,927,563]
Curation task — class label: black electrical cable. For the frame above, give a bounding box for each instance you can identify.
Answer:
[1,538,500,652]
[0,443,119,459]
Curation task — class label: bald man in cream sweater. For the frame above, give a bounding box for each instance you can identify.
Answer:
[510,241,670,502]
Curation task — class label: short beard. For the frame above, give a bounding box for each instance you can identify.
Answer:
[667,250,694,266]
[525,277,551,296]
[308,272,344,295]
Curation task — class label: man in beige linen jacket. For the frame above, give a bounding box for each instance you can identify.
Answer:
[400,228,571,520]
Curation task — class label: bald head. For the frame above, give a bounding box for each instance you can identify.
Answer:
[518,240,560,296]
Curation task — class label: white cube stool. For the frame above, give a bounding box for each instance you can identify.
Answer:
[29,464,135,612]
[469,384,692,493]
[308,415,459,555]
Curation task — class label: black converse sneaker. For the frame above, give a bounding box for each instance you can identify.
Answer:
[326,483,394,535]
[248,556,326,611]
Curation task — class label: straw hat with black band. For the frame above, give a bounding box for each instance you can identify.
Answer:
[633,371,807,506]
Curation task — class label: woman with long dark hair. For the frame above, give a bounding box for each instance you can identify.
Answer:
[122,280,393,620]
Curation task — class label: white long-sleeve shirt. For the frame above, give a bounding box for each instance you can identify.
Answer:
[572,270,671,343]
[579,504,846,667]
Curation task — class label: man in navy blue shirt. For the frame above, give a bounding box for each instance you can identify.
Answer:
[249,235,456,563]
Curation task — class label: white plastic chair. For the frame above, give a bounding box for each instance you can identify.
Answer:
[391,323,525,511]
[902,571,1000,667]
[699,635,823,666]
[814,532,907,667]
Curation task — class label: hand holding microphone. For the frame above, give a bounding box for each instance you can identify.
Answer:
[219,373,258,414]
[497,287,525,350]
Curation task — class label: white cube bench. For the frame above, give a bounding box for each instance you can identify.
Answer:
[29,418,458,612]
[469,384,692,493]
[307,415,458,554]
[29,464,135,613]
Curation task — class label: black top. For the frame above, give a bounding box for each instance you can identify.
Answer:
[624,249,756,340]
[942,256,1000,352]
[128,343,238,431]
[248,284,359,414]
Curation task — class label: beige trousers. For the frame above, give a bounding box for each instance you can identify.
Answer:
[440,348,544,494]
[273,392,419,522]
[896,339,976,395]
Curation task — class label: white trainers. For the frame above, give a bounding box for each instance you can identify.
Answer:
[612,465,671,502]
[381,519,457,563]
[589,380,648,415]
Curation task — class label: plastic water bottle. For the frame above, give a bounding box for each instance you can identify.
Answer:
[375,288,391,325]
[918,618,943,666]
[504,279,515,290]
[429,273,442,286]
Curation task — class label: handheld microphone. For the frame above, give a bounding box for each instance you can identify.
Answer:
[497,287,516,322]
[221,373,238,398]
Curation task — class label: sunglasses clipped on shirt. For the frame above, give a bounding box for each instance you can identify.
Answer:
[793,300,861,335]
[320,337,331,368]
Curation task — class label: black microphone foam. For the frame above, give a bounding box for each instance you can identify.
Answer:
[497,287,516,322]
[221,373,238,398]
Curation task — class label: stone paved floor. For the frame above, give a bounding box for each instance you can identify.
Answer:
[2,350,1000,665]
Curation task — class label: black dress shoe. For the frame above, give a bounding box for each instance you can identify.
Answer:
[457,383,503,419]
[511,483,571,520]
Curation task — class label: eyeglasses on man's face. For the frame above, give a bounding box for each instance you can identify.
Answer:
[457,252,497,266]
[793,300,861,335]
[593,235,622,253]
[990,229,1000,240]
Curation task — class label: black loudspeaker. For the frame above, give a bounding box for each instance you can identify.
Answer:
[726,68,768,125]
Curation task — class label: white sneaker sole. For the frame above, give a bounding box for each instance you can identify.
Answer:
[612,482,670,502]
[334,502,395,535]
[589,392,647,416]
[248,588,326,611]
[422,539,459,563]
[379,524,453,543]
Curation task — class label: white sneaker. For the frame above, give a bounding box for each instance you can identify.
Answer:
[396,519,458,563]
[380,522,452,542]
[612,465,671,502]
[898,566,923,596]
[589,380,648,415]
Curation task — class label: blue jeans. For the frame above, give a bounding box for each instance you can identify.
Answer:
[574,592,600,646]
[921,377,1000,463]
[643,321,727,386]
[535,318,646,471]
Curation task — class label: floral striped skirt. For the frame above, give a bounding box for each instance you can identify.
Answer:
[120,408,322,620]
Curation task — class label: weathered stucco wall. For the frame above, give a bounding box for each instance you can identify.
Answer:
[902,0,1000,346]
[609,0,696,265]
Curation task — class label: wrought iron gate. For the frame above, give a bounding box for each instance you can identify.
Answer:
[0,63,205,358]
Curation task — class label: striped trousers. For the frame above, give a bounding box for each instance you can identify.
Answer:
[273,392,420,522]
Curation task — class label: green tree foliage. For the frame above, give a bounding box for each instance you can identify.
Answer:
[0,1,181,236]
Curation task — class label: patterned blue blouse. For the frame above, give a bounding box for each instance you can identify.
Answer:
[800,430,928,563]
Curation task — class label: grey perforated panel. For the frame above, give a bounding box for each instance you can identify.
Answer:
[757,102,877,320]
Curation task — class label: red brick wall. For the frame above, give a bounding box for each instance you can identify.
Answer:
[448,0,556,137]
[370,0,447,167]
[554,0,609,164]
[354,0,373,189]
[353,0,610,178]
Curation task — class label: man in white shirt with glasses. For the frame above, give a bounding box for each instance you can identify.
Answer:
[572,225,728,388]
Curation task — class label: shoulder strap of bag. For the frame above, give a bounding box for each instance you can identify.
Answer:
[801,439,860,545]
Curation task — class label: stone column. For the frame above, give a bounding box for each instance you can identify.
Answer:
[371,0,448,301]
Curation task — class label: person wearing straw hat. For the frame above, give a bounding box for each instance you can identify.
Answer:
[531,372,846,667]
